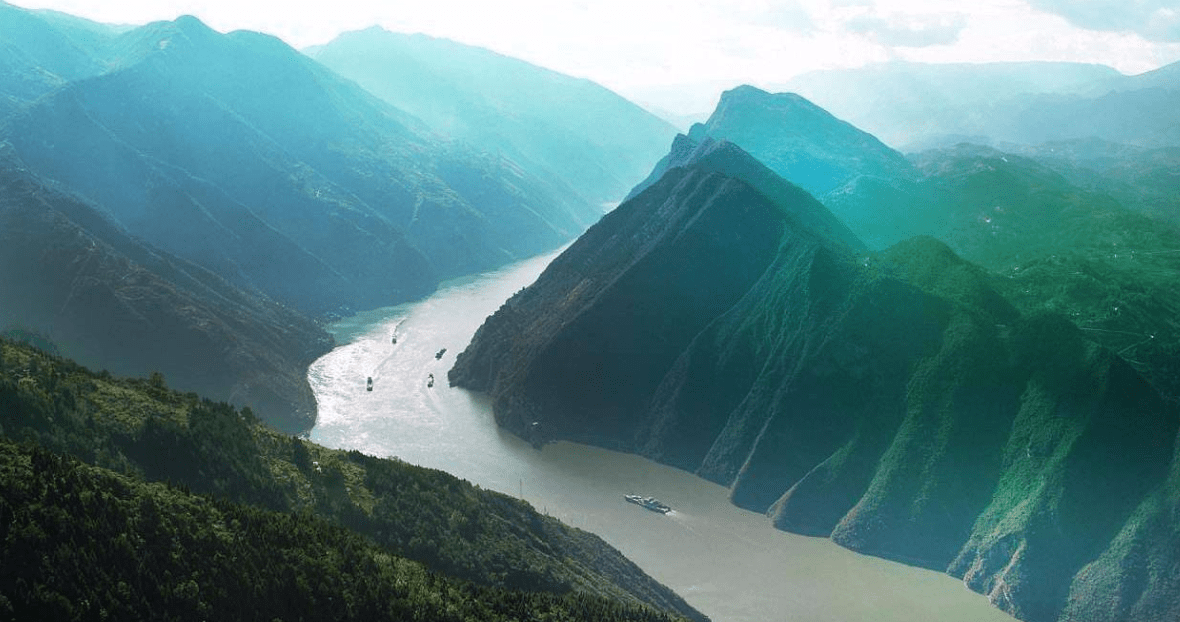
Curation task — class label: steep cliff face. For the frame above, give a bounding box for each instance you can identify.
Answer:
[667,88,1180,407]
[451,142,1180,622]
[450,140,863,444]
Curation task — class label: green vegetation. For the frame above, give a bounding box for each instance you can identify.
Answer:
[0,439,684,622]
[911,146,1180,403]
[0,338,702,621]
[451,139,1180,622]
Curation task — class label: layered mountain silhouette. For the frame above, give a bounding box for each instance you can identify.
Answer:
[307,27,678,208]
[659,87,1180,407]
[777,61,1121,149]
[0,5,619,430]
[451,139,1180,622]
[0,155,329,432]
[653,86,932,249]
[2,13,599,316]
[778,59,1180,150]
[1008,139,1180,228]
[0,1,113,117]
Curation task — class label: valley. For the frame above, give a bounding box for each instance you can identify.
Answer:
[3,2,1180,621]
[308,250,1017,622]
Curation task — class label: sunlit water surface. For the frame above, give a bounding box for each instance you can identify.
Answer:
[309,251,1014,622]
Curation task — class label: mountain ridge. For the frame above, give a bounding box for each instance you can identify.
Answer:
[3,13,598,318]
[0,154,330,432]
[451,137,1180,622]
[307,26,678,207]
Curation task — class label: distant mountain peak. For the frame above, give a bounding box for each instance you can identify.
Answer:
[152,14,219,46]
[629,133,866,252]
[309,28,676,205]
[173,14,210,31]
[706,85,836,124]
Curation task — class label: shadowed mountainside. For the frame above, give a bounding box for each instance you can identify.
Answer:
[2,13,599,316]
[0,155,330,432]
[451,140,1180,622]
[0,6,610,430]
[672,87,1180,404]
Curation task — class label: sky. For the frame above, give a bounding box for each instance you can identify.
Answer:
[10,0,1180,114]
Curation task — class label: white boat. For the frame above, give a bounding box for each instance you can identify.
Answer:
[624,494,671,514]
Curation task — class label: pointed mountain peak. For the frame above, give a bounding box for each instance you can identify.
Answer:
[711,85,834,121]
[105,14,223,66]
[703,84,868,141]
[686,83,915,200]
[173,14,212,33]
[148,14,219,46]
[627,133,865,251]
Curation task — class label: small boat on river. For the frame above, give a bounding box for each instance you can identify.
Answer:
[624,494,671,514]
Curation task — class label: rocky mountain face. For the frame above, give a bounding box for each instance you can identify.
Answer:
[2,14,598,316]
[451,139,1180,622]
[669,88,1180,405]
[0,157,330,432]
[451,140,863,442]
[307,27,678,207]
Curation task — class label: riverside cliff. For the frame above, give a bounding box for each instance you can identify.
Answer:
[450,139,1180,622]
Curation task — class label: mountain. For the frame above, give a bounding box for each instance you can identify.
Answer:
[776,59,1180,150]
[0,0,112,117]
[451,140,865,446]
[998,71,1180,148]
[1,13,599,316]
[776,61,1123,150]
[659,89,1180,405]
[0,153,330,432]
[307,27,678,208]
[0,440,691,622]
[0,337,705,622]
[451,140,1180,622]
[677,85,932,249]
[1010,139,1180,228]
[901,144,1180,403]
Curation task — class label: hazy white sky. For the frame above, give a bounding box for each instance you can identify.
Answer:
[11,0,1180,112]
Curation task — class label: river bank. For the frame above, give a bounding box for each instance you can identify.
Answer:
[308,251,1015,622]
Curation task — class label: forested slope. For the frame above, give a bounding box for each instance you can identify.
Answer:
[0,337,704,621]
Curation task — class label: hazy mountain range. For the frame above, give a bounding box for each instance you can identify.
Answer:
[775,60,1180,151]
[307,27,678,208]
[453,87,1180,622]
[4,1,1180,621]
[0,4,670,430]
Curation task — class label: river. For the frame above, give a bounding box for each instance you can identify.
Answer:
[308,251,1015,622]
